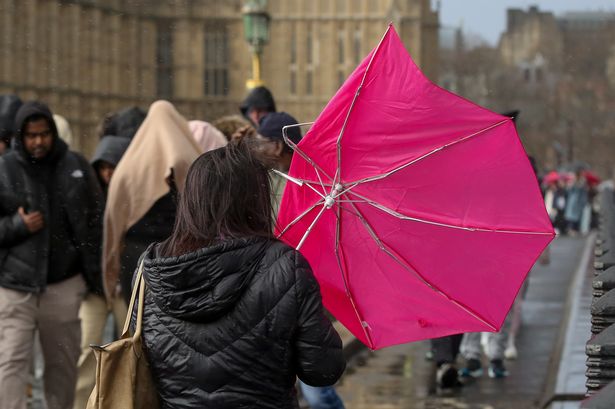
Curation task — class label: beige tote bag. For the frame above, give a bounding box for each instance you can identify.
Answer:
[86,260,160,409]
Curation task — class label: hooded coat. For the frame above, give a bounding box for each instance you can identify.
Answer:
[91,135,131,191]
[105,106,147,140]
[0,94,23,150]
[0,101,103,293]
[136,237,345,409]
[103,101,201,302]
[239,86,277,118]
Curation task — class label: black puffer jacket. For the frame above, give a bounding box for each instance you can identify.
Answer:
[0,101,103,293]
[137,237,345,409]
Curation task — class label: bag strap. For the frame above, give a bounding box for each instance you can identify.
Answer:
[121,259,145,337]
[132,272,146,344]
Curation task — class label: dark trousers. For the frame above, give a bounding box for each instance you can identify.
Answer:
[431,334,463,366]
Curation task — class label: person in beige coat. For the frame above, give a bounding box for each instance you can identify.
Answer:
[102,100,202,303]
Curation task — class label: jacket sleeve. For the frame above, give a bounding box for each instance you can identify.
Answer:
[73,155,105,294]
[293,251,346,386]
[0,159,30,247]
[0,211,30,247]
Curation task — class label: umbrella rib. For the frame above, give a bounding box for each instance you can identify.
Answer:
[334,201,376,349]
[282,123,334,194]
[276,199,325,239]
[346,118,511,186]
[271,170,328,200]
[296,203,327,251]
[334,24,393,187]
[348,191,554,236]
[341,195,498,331]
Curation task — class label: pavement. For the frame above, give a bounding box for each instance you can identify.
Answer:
[334,235,590,409]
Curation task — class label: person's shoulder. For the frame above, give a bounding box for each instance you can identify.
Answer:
[60,150,93,174]
[0,151,21,176]
[262,239,312,279]
[0,150,18,165]
[64,150,89,166]
[264,239,296,263]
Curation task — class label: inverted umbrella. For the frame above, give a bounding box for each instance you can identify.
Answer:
[276,25,555,350]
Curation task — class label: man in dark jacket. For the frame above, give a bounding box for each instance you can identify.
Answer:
[0,101,103,409]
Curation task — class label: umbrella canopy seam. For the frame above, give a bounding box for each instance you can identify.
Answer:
[334,203,376,349]
[334,24,394,188]
[347,190,554,236]
[343,118,511,186]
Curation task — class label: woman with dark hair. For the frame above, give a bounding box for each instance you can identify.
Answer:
[135,142,345,408]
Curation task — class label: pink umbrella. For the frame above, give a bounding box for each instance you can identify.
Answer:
[276,25,555,350]
[544,171,561,185]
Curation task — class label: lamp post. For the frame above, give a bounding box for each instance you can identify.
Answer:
[242,0,270,89]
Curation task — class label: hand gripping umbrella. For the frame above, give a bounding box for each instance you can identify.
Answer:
[276,25,555,350]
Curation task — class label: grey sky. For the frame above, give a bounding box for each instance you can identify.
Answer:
[439,0,615,45]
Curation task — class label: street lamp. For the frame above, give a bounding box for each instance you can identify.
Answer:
[242,0,270,89]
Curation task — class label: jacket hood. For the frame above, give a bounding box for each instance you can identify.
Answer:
[91,135,131,168]
[12,101,66,165]
[142,237,270,322]
[107,106,147,139]
[239,86,276,117]
[0,94,22,143]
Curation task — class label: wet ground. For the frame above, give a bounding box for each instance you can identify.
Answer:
[335,235,587,409]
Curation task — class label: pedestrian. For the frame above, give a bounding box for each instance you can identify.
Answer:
[73,134,131,409]
[103,106,147,140]
[53,114,74,147]
[240,85,277,126]
[254,112,347,409]
[459,323,510,379]
[133,141,345,408]
[102,100,201,305]
[0,94,23,155]
[188,120,228,152]
[212,114,250,141]
[564,170,589,235]
[431,335,464,389]
[0,101,103,409]
[544,177,568,234]
[254,112,301,215]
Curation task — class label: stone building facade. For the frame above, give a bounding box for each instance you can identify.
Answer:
[0,0,438,155]
[496,6,615,175]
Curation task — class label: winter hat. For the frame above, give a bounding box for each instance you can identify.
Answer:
[257,112,302,145]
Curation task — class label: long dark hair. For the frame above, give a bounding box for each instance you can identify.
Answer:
[160,141,273,257]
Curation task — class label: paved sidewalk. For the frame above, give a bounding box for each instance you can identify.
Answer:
[335,235,588,409]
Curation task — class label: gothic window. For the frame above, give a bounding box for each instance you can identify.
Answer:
[204,23,229,96]
[156,20,174,99]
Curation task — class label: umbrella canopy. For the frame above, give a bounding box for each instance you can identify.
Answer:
[583,170,600,187]
[544,171,561,185]
[276,25,555,350]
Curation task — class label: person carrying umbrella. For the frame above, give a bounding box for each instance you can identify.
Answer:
[132,141,345,408]
[254,112,347,409]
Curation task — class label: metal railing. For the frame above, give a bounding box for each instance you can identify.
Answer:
[583,186,615,406]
